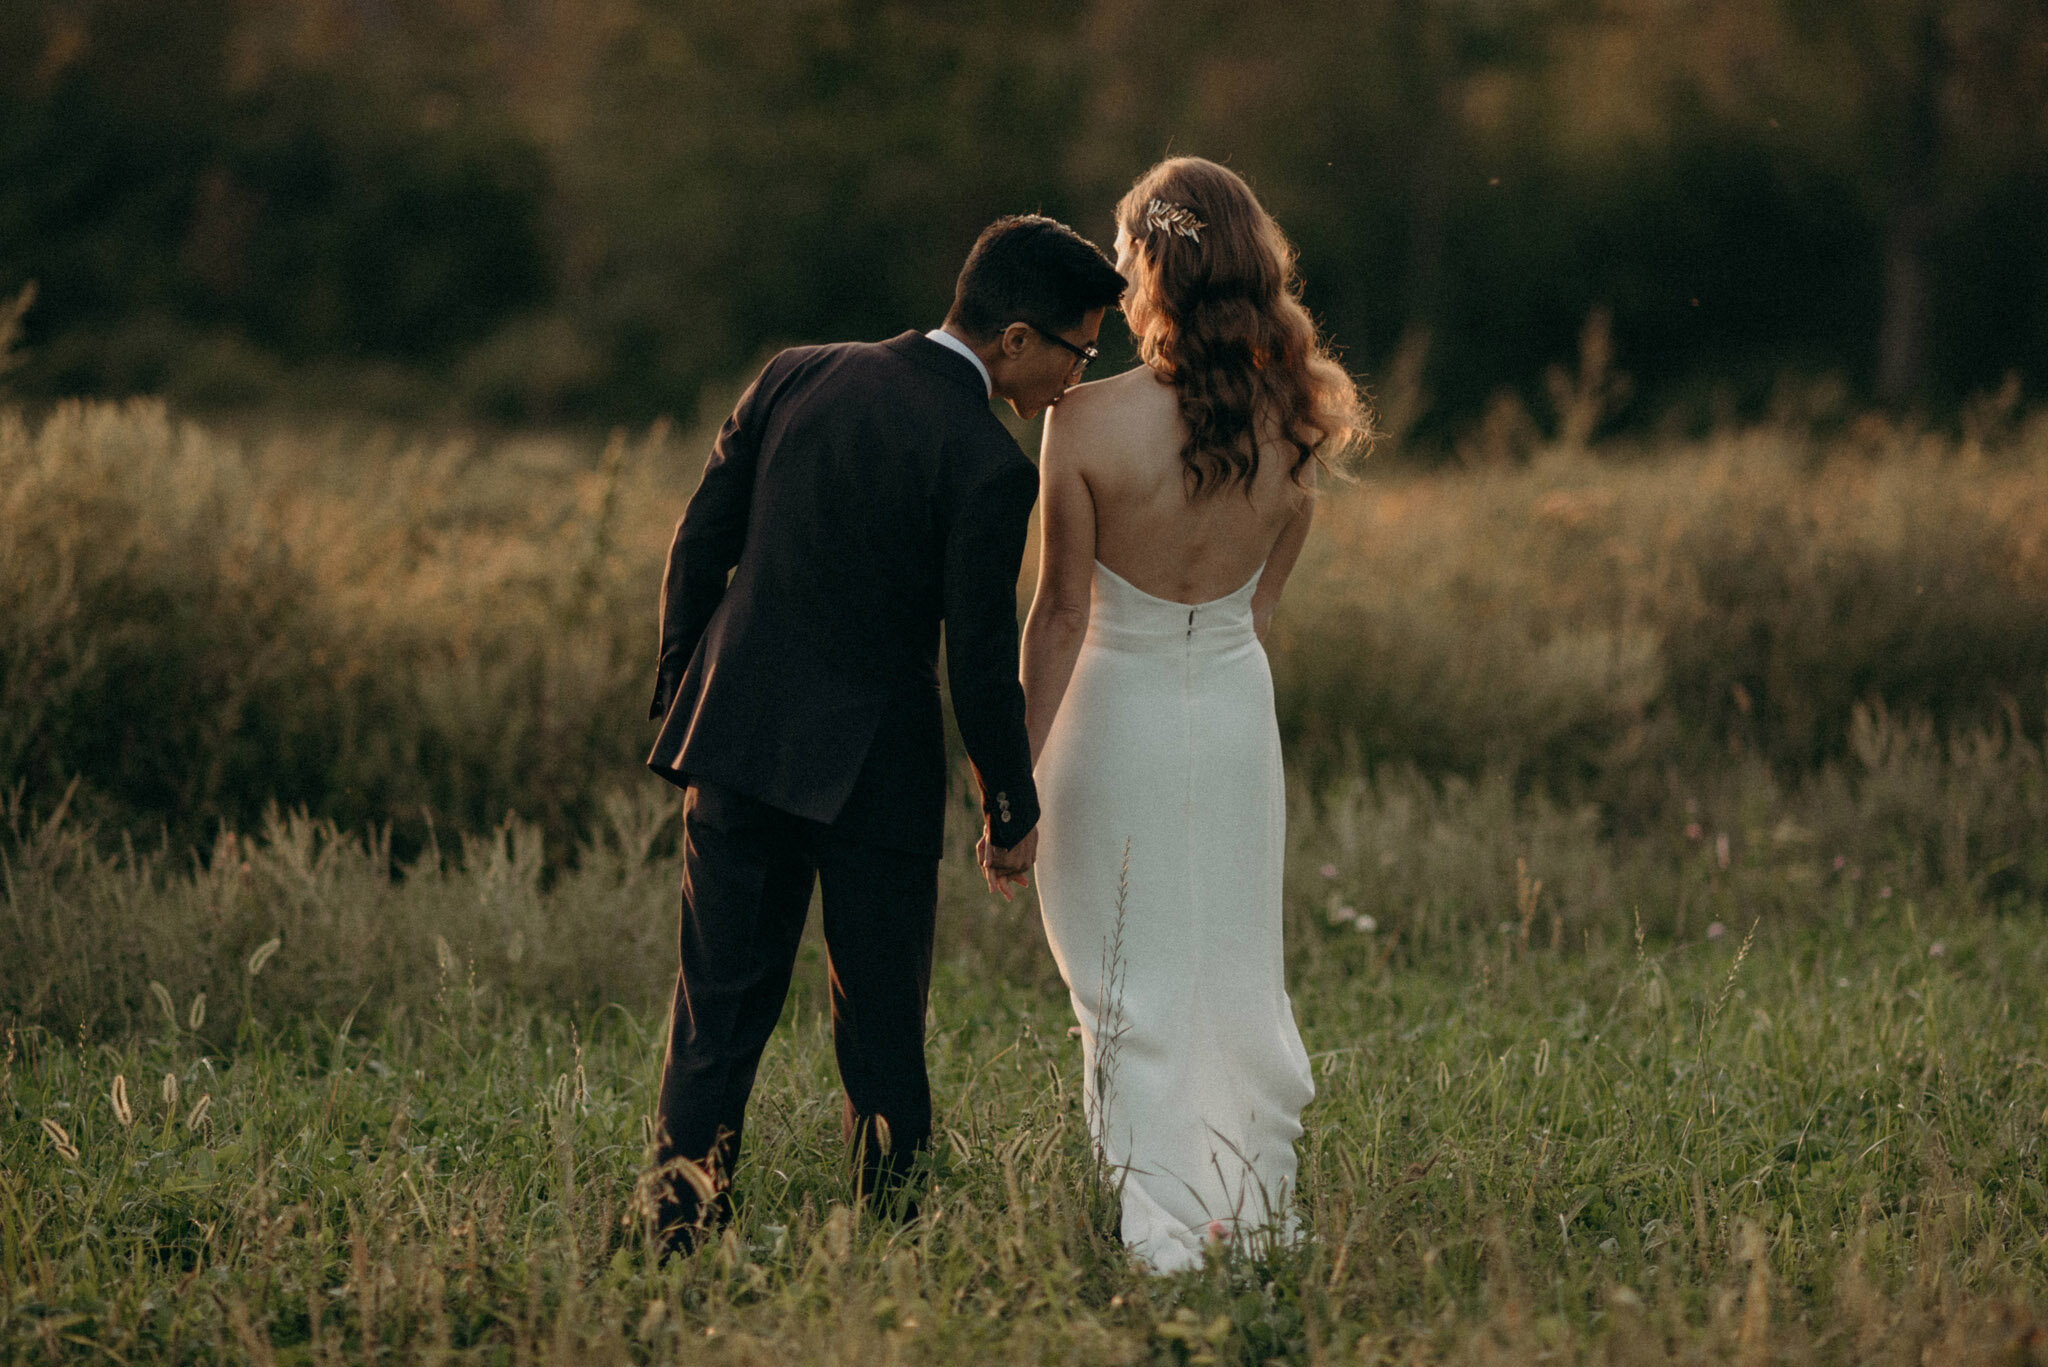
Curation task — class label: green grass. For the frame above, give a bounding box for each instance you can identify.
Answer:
[6,789,2046,1364]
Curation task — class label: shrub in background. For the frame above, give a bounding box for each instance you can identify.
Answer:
[3,397,2047,870]
[1274,412,2048,810]
[0,400,664,855]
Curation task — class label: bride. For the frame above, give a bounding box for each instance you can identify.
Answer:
[1015,157,1363,1273]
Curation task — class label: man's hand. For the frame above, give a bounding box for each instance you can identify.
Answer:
[976,826,1039,901]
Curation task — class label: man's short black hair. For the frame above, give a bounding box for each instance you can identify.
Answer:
[945,215,1126,340]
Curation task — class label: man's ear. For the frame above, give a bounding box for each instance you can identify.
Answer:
[999,322,1032,358]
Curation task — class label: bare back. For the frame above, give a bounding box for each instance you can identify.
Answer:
[1052,365,1310,604]
[1022,362,1318,763]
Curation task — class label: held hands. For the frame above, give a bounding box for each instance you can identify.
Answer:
[976,826,1038,901]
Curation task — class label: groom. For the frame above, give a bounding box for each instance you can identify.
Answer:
[642,215,1126,1252]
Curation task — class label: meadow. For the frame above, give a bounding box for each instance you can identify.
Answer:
[4,394,2048,1361]
[6,769,2048,1364]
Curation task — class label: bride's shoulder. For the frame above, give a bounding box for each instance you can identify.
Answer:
[1048,365,1173,433]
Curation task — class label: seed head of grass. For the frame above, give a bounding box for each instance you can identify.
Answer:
[246,936,281,976]
[187,991,206,1030]
[186,1094,212,1132]
[162,1071,179,1110]
[149,980,176,1027]
[40,1116,79,1163]
[110,1073,132,1127]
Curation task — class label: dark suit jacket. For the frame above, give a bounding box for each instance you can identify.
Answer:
[646,330,1040,857]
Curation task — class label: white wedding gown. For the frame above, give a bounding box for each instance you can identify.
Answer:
[1034,559,1315,1273]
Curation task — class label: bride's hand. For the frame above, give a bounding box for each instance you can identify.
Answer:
[977,829,1036,901]
[974,833,1002,898]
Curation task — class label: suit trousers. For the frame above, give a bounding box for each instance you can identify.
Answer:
[651,777,938,1247]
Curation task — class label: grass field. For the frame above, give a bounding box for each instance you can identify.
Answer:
[5,394,2048,1360]
[6,767,2047,1364]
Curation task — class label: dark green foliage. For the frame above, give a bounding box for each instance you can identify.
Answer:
[2,0,2044,429]
[0,1,551,403]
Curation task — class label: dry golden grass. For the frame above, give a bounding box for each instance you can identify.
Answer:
[7,395,2047,854]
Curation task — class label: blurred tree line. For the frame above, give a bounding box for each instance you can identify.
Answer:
[3,0,2043,439]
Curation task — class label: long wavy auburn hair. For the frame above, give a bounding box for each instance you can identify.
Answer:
[1116,157,1366,495]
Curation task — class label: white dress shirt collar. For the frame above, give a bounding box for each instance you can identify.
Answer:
[925,327,992,396]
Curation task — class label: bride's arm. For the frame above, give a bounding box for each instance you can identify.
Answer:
[1021,403,1096,765]
[1249,473,1316,643]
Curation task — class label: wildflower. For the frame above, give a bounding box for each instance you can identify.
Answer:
[1327,902,1357,925]
[110,1074,133,1128]
[1205,1220,1227,1243]
[1835,977,1850,988]
[1685,822,1702,841]
[1928,941,1946,958]
[1714,833,1731,869]
[1706,922,1726,940]
[1832,854,1846,871]
[246,936,281,976]
[1068,1025,1083,1038]
[41,1117,80,1163]
[1318,863,1338,879]
[1878,886,1892,900]
[1355,914,1378,934]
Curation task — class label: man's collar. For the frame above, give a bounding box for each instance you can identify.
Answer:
[925,327,992,397]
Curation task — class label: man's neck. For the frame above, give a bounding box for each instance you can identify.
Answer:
[928,324,994,396]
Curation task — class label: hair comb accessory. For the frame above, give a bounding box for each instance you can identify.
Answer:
[1144,198,1205,243]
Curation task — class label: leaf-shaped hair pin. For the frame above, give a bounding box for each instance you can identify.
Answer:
[1144,198,1205,243]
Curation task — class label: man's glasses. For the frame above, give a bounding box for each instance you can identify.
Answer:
[1026,323,1099,375]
